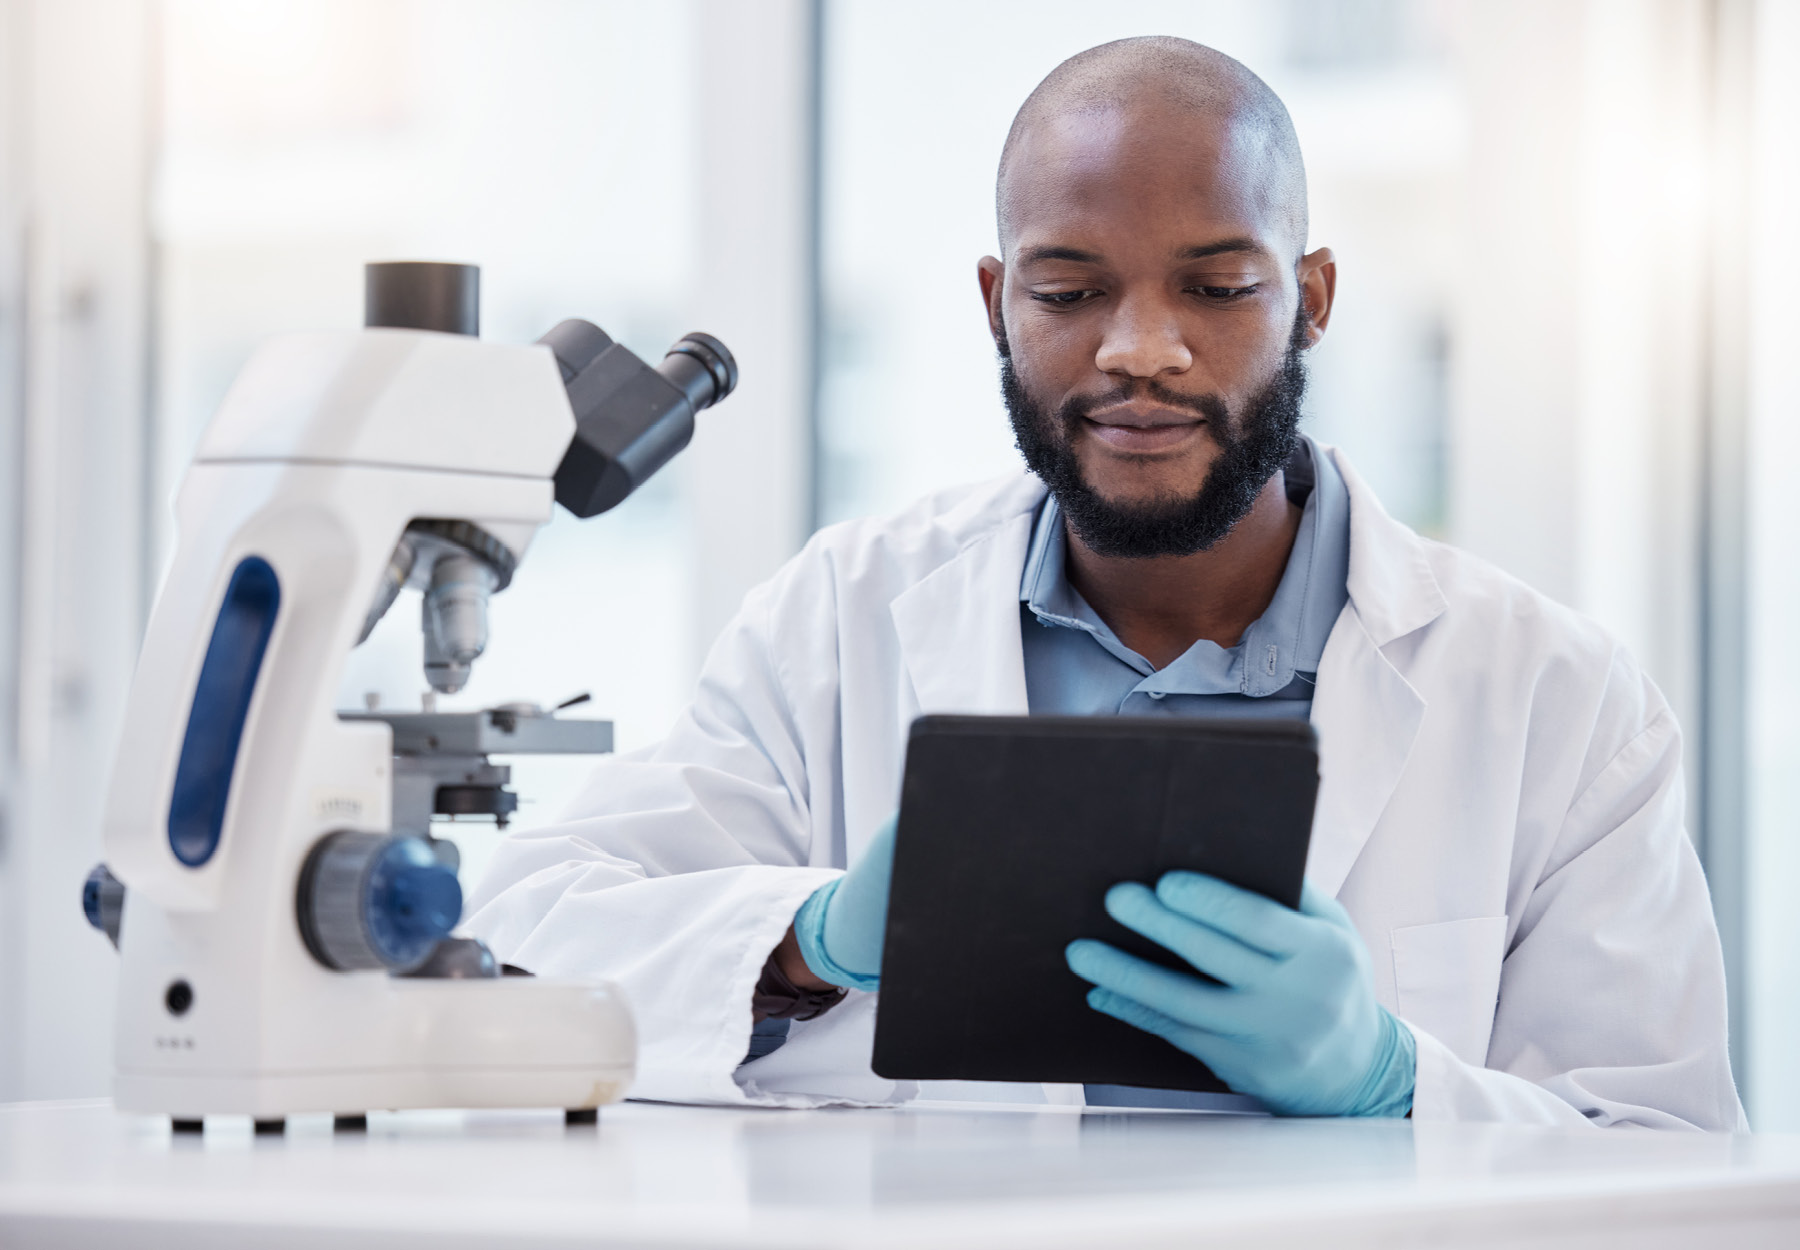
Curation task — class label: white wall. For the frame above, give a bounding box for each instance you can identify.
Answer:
[0,0,23,1105]
[688,0,819,657]
[1448,0,1800,1127]
[1743,0,1800,1134]
[0,0,153,1101]
[1450,0,1710,776]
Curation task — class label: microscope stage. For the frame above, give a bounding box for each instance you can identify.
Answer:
[343,710,614,756]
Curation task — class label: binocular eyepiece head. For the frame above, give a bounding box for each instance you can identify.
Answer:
[360,260,739,522]
[539,319,738,519]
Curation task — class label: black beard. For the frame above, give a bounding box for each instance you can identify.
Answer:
[1001,308,1311,559]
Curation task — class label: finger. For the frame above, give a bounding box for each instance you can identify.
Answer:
[1086,987,1205,1042]
[1064,939,1243,1033]
[1155,872,1312,958]
[1085,988,1245,1075]
[1103,882,1275,988]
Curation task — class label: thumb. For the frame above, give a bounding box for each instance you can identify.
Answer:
[1297,879,1353,929]
[825,814,899,977]
[849,812,898,885]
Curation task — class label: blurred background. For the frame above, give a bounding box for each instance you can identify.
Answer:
[1,0,1796,1126]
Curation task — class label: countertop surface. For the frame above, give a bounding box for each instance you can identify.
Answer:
[3,1098,1799,1248]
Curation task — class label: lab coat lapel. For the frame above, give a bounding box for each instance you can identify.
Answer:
[889,511,1035,720]
[1306,449,1446,897]
[1307,613,1424,896]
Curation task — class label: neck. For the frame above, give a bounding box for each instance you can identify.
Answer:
[1063,472,1302,670]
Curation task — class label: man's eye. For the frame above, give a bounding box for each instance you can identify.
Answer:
[1191,284,1257,300]
[1031,289,1099,306]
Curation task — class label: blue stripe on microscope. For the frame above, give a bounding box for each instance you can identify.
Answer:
[167,556,280,867]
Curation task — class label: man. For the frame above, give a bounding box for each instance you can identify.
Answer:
[466,37,1743,1128]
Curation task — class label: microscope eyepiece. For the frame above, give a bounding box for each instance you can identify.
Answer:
[661,332,738,409]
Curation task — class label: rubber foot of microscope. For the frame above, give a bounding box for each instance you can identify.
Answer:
[171,1118,204,1134]
[564,1108,598,1127]
[253,1118,286,1135]
[334,1114,369,1132]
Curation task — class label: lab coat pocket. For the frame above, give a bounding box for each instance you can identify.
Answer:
[1390,916,1507,1067]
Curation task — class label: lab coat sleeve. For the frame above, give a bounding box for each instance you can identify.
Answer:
[462,558,879,1107]
[1409,684,1746,1130]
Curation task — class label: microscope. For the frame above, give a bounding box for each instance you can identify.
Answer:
[81,262,736,1131]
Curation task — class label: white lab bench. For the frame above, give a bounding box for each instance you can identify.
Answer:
[2,1098,1798,1249]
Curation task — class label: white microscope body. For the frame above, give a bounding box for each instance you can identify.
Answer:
[90,263,736,1124]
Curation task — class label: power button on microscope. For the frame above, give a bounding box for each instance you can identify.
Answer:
[165,980,194,1017]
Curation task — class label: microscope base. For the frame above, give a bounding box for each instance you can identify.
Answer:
[112,976,636,1119]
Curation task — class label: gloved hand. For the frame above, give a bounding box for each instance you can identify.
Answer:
[1065,872,1415,1117]
[792,814,897,990]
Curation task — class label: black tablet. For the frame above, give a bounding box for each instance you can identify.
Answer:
[871,714,1319,1093]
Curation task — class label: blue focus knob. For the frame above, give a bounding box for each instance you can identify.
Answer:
[297,832,462,972]
[83,863,126,948]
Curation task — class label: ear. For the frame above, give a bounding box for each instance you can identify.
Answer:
[1296,247,1337,345]
[977,256,1007,344]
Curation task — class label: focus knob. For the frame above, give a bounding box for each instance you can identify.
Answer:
[297,832,462,973]
[82,863,126,948]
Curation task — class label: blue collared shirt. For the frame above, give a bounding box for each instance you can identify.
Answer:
[1019,437,1351,722]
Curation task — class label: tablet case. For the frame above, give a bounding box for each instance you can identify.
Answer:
[871,714,1319,1093]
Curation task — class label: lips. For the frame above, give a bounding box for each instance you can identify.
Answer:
[1079,406,1205,453]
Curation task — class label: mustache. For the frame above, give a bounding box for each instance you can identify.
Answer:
[1056,378,1232,430]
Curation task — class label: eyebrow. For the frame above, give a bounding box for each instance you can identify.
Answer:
[1016,238,1272,266]
[1016,245,1103,265]
[1178,238,1270,261]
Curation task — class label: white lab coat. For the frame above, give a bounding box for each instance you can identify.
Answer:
[466,448,1746,1130]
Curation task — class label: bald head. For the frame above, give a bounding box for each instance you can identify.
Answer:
[997,37,1308,261]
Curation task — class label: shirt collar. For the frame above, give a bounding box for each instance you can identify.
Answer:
[1019,436,1351,697]
[1017,490,1152,673]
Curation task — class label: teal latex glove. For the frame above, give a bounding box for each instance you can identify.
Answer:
[793,814,897,991]
[1065,873,1415,1117]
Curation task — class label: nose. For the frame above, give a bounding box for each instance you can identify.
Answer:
[1093,292,1193,378]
